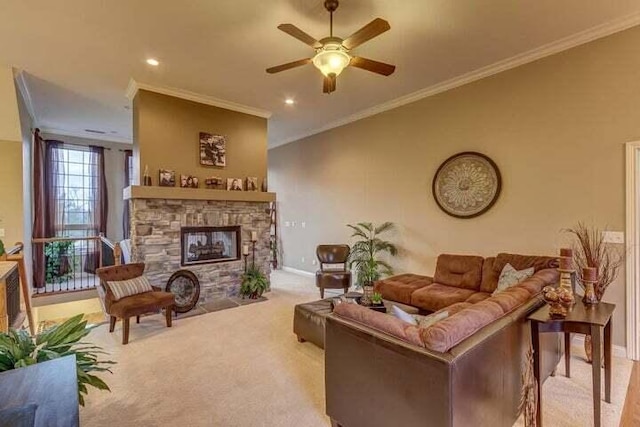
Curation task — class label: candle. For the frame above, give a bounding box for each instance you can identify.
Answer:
[251,231,257,242]
[243,244,249,256]
[583,267,597,282]
[560,248,573,258]
[558,256,573,270]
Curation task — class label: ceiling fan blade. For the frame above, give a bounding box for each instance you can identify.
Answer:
[266,58,312,74]
[342,18,391,50]
[350,57,396,76]
[277,24,322,49]
[323,74,337,94]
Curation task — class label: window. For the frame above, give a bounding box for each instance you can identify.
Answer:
[51,146,99,237]
[126,151,134,186]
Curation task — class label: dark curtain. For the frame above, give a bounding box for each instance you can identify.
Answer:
[84,146,108,273]
[33,137,63,287]
[123,150,132,239]
[32,129,46,288]
[45,141,64,235]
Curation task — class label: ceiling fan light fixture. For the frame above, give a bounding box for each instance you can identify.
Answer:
[312,44,351,77]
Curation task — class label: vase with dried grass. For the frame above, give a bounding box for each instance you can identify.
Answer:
[566,222,623,362]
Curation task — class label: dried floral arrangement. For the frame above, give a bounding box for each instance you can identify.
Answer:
[565,222,624,301]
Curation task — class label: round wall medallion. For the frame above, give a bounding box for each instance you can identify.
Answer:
[165,270,200,313]
[432,152,502,219]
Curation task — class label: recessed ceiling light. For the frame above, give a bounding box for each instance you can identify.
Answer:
[146,58,160,66]
[285,98,295,105]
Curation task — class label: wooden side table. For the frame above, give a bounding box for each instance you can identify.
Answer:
[528,302,615,427]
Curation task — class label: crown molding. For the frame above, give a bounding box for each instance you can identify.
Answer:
[272,11,640,148]
[39,126,133,145]
[13,70,38,125]
[126,79,272,119]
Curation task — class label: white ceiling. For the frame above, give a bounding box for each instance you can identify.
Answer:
[2,1,640,146]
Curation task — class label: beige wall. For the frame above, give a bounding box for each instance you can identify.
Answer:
[0,140,23,247]
[134,90,268,188]
[0,66,21,142]
[41,133,132,242]
[269,26,640,348]
[0,66,23,250]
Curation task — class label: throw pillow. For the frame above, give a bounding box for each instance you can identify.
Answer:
[392,305,418,325]
[106,276,153,301]
[492,263,534,296]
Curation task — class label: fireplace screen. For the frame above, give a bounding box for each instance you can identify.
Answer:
[181,226,241,266]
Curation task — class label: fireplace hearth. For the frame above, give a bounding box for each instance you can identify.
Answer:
[181,226,241,266]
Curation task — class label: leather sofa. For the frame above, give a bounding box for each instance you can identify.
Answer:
[325,253,562,427]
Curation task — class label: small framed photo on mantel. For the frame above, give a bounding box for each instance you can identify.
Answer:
[159,169,176,187]
[246,177,259,192]
[227,178,243,191]
[200,132,226,167]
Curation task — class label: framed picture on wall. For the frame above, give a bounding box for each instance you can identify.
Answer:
[227,178,243,191]
[159,169,176,187]
[200,132,226,167]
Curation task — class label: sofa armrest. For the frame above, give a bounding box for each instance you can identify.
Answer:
[325,314,453,427]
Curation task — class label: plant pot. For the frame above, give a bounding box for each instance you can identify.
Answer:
[361,284,374,306]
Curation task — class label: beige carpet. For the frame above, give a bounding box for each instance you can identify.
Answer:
[80,271,632,427]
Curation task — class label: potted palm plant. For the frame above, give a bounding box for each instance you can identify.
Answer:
[347,222,398,305]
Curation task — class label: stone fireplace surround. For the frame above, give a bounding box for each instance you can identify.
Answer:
[128,194,272,304]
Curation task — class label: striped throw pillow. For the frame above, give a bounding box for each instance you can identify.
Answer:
[106,276,153,301]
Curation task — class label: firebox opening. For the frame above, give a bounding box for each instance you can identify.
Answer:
[180,226,241,266]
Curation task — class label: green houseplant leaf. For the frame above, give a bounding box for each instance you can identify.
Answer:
[0,314,115,406]
[239,265,269,299]
[346,222,398,287]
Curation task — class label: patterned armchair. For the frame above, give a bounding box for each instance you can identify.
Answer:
[95,263,175,344]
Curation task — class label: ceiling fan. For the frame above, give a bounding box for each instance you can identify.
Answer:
[266,0,395,94]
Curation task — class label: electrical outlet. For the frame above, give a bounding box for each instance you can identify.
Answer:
[311,259,317,265]
[301,221,306,228]
[291,221,296,227]
[602,231,624,244]
[285,221,291,227]
[301,257,305,263]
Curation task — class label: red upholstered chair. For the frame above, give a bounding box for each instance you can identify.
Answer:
[315,245,351,298]
[95,263,175,344]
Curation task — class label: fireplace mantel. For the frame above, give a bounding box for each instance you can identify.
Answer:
[123,185,276,202]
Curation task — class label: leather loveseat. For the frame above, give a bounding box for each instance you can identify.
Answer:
[325,253,562,427]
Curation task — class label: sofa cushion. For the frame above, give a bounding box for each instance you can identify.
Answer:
[420,300,504,352]
[490,286,531,313]
[411,283,477,312]
[333,303,424,347]
[374,273,433,305]
[481,254,558,292]
[433,254,484,290]
[518,269,559,296]
[465,292,491,304]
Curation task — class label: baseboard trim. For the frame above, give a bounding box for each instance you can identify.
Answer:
[282,266,315,278]
[571,334,627,359]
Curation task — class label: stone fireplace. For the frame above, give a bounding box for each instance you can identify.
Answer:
[126,186,273,303]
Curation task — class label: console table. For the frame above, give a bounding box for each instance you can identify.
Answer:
[528,302,615,427]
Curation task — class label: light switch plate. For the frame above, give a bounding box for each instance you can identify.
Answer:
[0,228,4,237]
[603,231,624,244]
[285,221,291,227]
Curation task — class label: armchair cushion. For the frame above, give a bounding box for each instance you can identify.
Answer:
[106,276,154,301]
[109,291,175,318]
